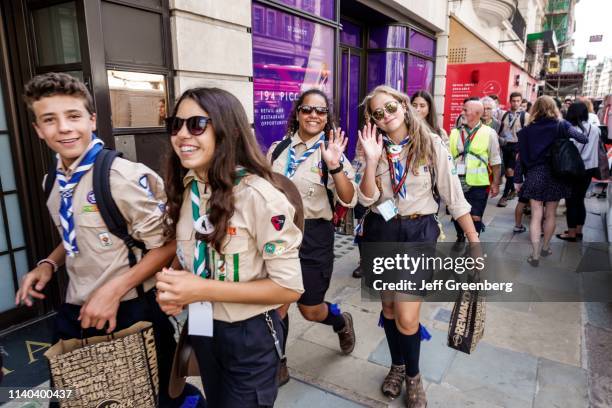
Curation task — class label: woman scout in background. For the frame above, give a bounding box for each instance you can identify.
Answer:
[155,87,304,407]
[411,90,449,146]
[357,85,478,407]
[268,89,358,385]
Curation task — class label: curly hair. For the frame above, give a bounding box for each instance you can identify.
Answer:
[284,88,335,138]
[163,88,275,252]
[362,85,437,175]
[23,72,94,115]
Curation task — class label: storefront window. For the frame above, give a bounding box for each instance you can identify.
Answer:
[409,30,435,58]
[107,70,167,128]
[340,19,362,48]
[32,2,81,66]
[367,52,405,92]
[407,55,434,96]
[275,0,335,20]
[368,26,407,49]
[252,3,335,147]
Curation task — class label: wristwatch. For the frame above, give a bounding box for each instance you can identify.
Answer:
[329,163,344,175]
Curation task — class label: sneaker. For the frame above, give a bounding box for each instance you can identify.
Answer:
[507,191,517,200]
[405,373,427,408]
[352,265,362,279]
[336,312,355,355]
[513,224,526,233]
[277,358,290,387]
[381,364,405,399]
[497,197,508,207]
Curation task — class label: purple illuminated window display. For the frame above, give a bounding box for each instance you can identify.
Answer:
[407,55,434,96]
[367,52,406,92]
[409,30,435,58]
[274,0,335,20]
[368,26,407,49]
[252,3,335,148]
[340,19,362,48]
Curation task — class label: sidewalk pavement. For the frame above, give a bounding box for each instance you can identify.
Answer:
[5,192,611,408]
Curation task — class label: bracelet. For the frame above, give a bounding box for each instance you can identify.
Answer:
[329,163,344,175]
[36,259,58,273]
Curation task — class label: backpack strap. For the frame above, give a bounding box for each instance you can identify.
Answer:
[519,111,526,128]
[498,111,510,135]
[44,156,58,200]
[270,138,292,164]
[92,148,146,269]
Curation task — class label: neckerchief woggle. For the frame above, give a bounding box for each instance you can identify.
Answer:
[57,134,104,257]
[459,122,482,158]
[382,135,410,198]
[285,133,325,179]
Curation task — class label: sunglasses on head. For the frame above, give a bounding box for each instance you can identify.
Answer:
[297,105,329,115]
[371,101,400,121]
[165,116,212,136]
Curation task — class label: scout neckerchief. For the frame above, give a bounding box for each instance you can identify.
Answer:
[285,133,325,179]
[382,135,411,199]
[459,122,482,159]
[57,135,104,257]
[191,168,248,280]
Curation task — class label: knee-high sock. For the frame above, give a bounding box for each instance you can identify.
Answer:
[474,220,484,235]
[503,176,515,197]
[453,218,464,238]
[399,331,421,377]
[320,302,346,331]
[382,314,404,365]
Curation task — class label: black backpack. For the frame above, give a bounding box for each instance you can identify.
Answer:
[549,122,585,179]
[270,138,335,213]
[44,148,146,269]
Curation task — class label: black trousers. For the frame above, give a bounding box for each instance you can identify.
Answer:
[566,168,597,228]
[52,289,194,408]
[190,311,283,408]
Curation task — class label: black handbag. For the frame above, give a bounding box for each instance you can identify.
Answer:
[550,122,585,179]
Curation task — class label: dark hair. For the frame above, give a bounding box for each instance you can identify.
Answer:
[552,97,563,110]
[489,94,499,101]
[24,72,95,115]
[566,101,589,130]
[463,96,480,104]
[509,92,522,100]
[412,90,442,136]
[285,88,334,138]
[526,101,532,112]
[521,99,528,104]
[163,87,275,252]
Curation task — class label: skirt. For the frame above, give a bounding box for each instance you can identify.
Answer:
[521,163,570,202]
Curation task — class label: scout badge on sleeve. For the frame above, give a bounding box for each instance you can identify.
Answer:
[271,215,286,231]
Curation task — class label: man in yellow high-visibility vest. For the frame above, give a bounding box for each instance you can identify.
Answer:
[449,100,501,243]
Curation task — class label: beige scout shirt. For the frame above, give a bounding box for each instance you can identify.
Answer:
[500,111,529,143]
[451,124,502,168]
[45,154,167,305]
[175,171,304,323]
[268,133,358,220]
[358,135,471,220]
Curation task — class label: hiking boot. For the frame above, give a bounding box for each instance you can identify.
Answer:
[336,312,355,354]
[381,364,405,399]
[277,358,290,387]
[497,197,508,207]
[352,265,362,279]
[405,373,427,408]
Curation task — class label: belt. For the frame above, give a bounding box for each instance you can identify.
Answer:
[394,213,428,220]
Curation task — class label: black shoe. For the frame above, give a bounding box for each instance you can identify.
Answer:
[352,265,362,278]
[452,236,466,252]
[278,358,290,387]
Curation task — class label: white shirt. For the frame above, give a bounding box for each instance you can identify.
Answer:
[572,121,600,170]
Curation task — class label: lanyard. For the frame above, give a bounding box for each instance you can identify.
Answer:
[459,123,482,157]
[191,180,210,279]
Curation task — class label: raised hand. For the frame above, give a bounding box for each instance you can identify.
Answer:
[358,123,383,164]
[321,127,348,168]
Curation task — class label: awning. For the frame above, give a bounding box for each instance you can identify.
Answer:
[527,30,558,53]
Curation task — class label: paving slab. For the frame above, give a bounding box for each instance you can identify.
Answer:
[584,323,612,380]
[588,372,612,408]
[276,379,365,408]
[584,302,612,330]
[443,341,538,408]
[533,358,589,408]
[421,383,505,408]
[368,327,457,384]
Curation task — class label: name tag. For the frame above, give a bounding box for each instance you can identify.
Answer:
[189,301,213,337]
[456,163,466,175]
[377,199,398,222]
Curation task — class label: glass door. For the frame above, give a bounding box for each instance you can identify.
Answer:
[339,47,363,160]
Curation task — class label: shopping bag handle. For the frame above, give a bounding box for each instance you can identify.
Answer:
[80,330,116,347]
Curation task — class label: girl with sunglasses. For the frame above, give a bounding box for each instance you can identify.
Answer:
[268,89,358,385]
[156,87,304,407]
[358,86,477,407]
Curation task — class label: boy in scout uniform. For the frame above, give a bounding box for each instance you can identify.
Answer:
[449,100,502,242]
[155,87,304,407]
[268,89,358,385]
[15,73,188,407]
[357,85,478,407]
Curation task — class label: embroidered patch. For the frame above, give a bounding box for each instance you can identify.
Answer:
[264,240,285,255]
[310,166,320,173]
[87,190,96,204]
[451,167,457,175]
[270,215,286,231]
[82,204,99,213]
[264,242,276,255]
[227,226,237,236]
[139,175,154,198]
[158,203,166,213]
[98,232,113,247]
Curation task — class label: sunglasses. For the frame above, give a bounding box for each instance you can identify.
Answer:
[371,101,400,121]
[297,105,329,115]
[165,116,212,136]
